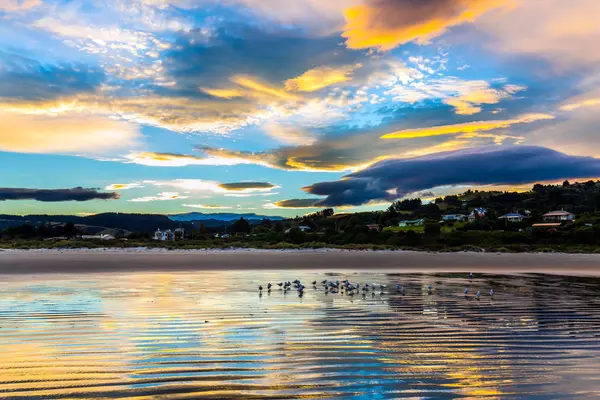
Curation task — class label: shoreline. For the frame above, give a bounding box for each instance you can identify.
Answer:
[2,248,600,275]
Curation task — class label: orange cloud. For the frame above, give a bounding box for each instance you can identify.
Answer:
[381,113,554,139]
[0,0,41,11]
[284,65,359,92]
[560,98,600,112]
[343,0,509,51]
[0,111,140,154]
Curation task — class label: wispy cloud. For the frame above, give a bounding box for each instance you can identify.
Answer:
[284,64,359,92]
[183,204,233,209]
[104,183,145,191]
[381,113,554,139]
[129,192,187,202]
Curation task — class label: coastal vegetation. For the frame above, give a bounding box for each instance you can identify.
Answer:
[2,180,600,253]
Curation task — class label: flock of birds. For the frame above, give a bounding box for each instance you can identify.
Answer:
[259,272,495,299]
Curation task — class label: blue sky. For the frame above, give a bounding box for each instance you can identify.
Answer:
[1,0,600,216]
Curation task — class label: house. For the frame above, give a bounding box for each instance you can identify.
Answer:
[543,210,575,223]
[399,219,424,227]
[498,213,527,223]
[285,226,312,233]
[154,229,175,241]
[442,214,467,222]
[174,228,185,240]
[468,207,487,221]
[366,224,381,232]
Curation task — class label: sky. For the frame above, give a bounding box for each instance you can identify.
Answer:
[1,0,600,217]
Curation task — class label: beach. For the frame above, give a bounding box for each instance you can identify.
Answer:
[1,249,600,275]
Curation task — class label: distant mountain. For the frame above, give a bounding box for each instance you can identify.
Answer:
[169,212,285,222]
[0,213,193,233]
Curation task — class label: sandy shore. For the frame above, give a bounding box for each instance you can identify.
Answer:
[1,249,600,275]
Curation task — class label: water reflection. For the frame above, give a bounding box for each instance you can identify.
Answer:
[1,271,600,399]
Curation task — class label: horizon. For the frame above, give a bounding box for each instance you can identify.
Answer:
[2,1,600,217]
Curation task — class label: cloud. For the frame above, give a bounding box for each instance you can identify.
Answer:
[0,52,104,101]
[0,0,41,12]
[475,0,600,69]
[301,145,600,206]
[381,113,554,139]
[104,183,145,191]
[129,192,188,202]
[264,199,322,209]
[0,111,141,154]
[263,123,318,146]
[342,0,508,51]
[560,98,600,112]
[218,182,277,191]
[183,204,233,209]
[0,187,119,202]
[123,152,252,167]
[383,76,527,115]
[284,64,359,92]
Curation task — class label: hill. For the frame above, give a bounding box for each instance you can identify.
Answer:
[0,213,192,233]
[169,212,285,222]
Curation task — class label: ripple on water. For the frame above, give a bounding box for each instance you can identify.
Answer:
[1,271,600,399]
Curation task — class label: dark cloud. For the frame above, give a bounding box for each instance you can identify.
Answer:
[219,182,276,191]
[363,0,467,29]
[301,146,600,206]
[0,187,120,202]
[343,0,506,50]
[164,25,362,92]
[0,51,105,100]
[274,198,322,208]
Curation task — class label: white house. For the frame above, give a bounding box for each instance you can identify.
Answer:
[498,213,527,223]
[543,210,575,223]
[442,214,467,222]
[154,229,175,241]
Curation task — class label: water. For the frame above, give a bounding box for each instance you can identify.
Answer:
[1,270,600,399]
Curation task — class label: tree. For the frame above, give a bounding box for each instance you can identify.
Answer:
[62,222,78,238]
[424,222,442,236]
[230,217,251,235]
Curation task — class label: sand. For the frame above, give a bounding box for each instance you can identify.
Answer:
[1,249,600,275]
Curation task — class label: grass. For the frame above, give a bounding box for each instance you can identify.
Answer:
[383,222,466,233]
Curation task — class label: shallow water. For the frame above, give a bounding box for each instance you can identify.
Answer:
[1,270,600,399]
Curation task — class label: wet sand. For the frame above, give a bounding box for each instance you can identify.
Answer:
[1,249,600,275]
[2,269,600,398]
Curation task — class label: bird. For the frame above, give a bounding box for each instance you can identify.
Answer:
[312,280,317,285]
[427,284,433,291]
[464,288,469,295]
[490,289,495,296]
[267,283,272,290]
[258,285,263,292]
[469,272,473,280]
[476,290,481,299]
[277,282,283,287]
